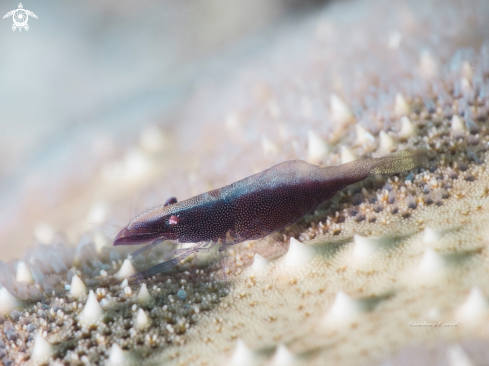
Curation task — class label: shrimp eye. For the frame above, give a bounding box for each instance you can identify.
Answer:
[169,215,179,225]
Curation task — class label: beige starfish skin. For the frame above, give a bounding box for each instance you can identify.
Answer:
[2,0,489,365]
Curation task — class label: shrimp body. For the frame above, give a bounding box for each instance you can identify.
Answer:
[114,151,425,277]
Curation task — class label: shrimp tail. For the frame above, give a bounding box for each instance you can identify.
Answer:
[369,150,428,175]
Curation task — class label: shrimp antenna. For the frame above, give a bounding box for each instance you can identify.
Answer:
[106,224,124,237]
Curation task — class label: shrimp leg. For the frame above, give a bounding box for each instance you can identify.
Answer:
[132,251,193,280]
[132,241,217,279]
[129,239,164,259]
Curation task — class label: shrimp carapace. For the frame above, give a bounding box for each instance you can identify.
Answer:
[114,150,426,278]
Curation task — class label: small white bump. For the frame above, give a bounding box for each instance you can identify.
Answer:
[231,339,255,366]
[422,227,442,244]
[451,115,466,132]
[0,287,18,314]
[137,283,152,302]
[284,238,316,267]
[251,254,268,272]
[120,279,128,288]
[456,287,487,322]
[16,261,34,284]
[325,291,363,323]
[398,116,416,139]
[108,343,126,366]
[356,125,375,144]
[447,344,474,366]
[272,344,295,366]
[308,130,331,163]
[32,332,52,364]
[330,94,353,124]
[136,308,149,328]
[340,146,357,164]
[116,259,136,279]
[70,275,87,297]
[394,93,410,117]
[379,131,394,154]
[79,290,102,325]
[353,235,381,258]
[418,248,444,273]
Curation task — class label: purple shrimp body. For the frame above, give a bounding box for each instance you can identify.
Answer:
[114,151,425,277]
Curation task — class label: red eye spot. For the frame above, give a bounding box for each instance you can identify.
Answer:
[169,215,179,225]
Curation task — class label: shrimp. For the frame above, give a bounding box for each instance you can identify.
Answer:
[114,150,427,279]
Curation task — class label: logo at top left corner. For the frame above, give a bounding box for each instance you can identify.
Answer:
[3,3,37,32]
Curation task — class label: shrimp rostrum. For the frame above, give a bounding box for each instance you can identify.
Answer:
[114,150,427,279]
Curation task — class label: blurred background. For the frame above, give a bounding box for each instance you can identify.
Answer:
[0,0,327,259]
[1,0,488,261]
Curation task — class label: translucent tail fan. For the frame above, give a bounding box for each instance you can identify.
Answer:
[369,150,428,175]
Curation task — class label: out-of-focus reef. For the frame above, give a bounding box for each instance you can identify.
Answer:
[2,0,489,365]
